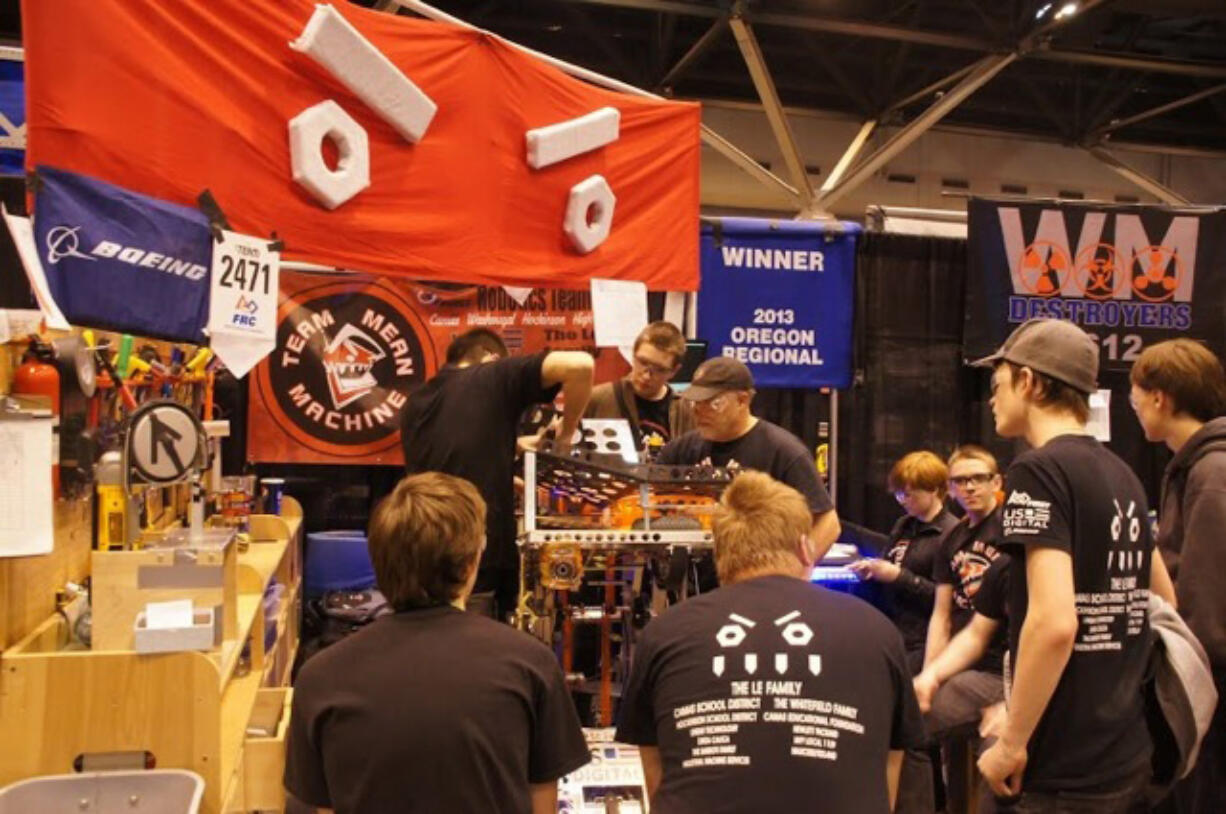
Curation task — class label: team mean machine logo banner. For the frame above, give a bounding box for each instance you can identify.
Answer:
[21,0,700,291]
[249,272,617,465]
[965,198,1226,368]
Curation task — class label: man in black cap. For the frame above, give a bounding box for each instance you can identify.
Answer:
[971,318,1175,812]
[657,356,840,553]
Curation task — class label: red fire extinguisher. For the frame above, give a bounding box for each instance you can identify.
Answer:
[13,336,62,498]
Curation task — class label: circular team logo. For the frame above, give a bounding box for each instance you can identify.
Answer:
[1073,243,1121,301]
[256,280,436,459]
[1018,241,1071,297]
[1129,245,1183,303]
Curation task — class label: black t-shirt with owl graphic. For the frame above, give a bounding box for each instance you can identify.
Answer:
[933,508,1009,674]
[1001,435,1153,793]
[616,575,925,814]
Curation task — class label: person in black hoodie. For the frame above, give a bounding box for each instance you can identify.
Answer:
[850,449,958,813]
[850,450,960,673]
[1131,338,1226,813]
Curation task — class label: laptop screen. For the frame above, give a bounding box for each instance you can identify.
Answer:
[671,340,709,392]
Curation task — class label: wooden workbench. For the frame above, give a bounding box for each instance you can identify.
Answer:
[0,498,303,814]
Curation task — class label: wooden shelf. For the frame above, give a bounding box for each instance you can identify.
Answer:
[0,513,303,814]
[219,667,264,791]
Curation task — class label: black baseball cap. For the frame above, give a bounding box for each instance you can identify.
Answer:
[680,357,755,401]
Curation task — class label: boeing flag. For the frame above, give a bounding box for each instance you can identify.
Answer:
[698,218,857,389]
[33,165,212,342]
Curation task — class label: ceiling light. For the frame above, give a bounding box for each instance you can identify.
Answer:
[1035,3,1053,19]
[1054,2,1078,20]
[545,23,563,32]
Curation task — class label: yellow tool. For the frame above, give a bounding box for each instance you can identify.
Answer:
[95,451,133,550]
[185,347,213,373]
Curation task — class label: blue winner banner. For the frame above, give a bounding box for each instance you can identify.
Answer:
[699,218,857,389]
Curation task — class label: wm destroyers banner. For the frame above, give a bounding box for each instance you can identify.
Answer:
[698,219,857,389]
[966,198,1226,367]
[249,272,615,464]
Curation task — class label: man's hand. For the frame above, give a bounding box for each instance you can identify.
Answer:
[849,557,901,583]
[518,418,565,454]
[979,701,1007,740]
[978,735,1027,798]
[912,670,940,714]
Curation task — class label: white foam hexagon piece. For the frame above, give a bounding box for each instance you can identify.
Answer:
[563,174,616,255]
[288,100,371,210]
[526,107,620,170]
[290,4,437,143]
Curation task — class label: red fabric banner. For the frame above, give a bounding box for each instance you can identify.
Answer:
[21,0,701,290]
[248,271,626,465]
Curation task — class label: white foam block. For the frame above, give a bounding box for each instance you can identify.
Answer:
[564,175,616,254]
[526,106,620,169]
[291,4,437,144]
[288,100,371,210]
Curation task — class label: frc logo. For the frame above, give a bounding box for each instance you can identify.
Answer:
[322,324,385,409]
[258,281,433,458]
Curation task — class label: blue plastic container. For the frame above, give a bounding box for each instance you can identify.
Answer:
[304,531,376,596]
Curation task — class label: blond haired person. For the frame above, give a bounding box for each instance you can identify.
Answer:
[617,471,925,814]
[285,473,588,814]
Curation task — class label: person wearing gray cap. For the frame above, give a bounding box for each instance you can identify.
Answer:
[970,319,1175,812]
[656,356,841,574]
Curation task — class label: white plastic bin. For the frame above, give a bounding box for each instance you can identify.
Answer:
[0,770,204,813]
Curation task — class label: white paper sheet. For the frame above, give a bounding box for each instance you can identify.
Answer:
[590,278,647,349]
[2,207,72,330]
[1087,389,1112,442]
[0,419,55,558]
[145,599,194,630]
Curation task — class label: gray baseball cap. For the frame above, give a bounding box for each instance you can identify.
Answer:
[971,318,1099,394]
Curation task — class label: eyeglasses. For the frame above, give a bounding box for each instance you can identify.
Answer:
[893,488,925,503]
[633,355,674,378]
[949,473,996,488]
[696,393,731,411]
